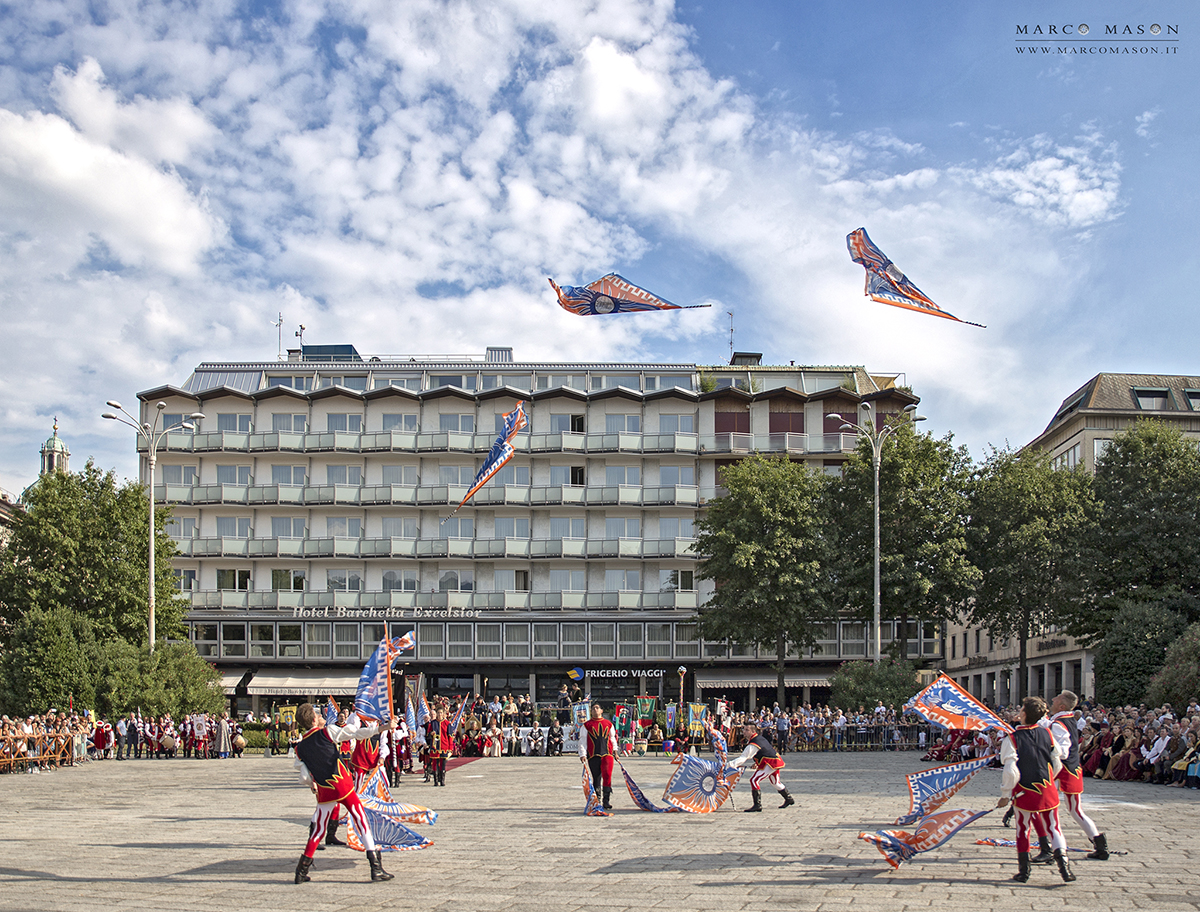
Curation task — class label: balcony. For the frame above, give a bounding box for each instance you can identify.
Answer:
[642,537,697,558]
[583,432,644,453]
[185,588,699,611]
[586,537,643,558]
[700,433,856,455]
[529,538,587,559]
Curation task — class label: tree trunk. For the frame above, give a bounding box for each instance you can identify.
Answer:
[776,632,787,710]
[1017,607,1030,703]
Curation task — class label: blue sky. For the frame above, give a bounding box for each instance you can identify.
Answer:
[0,0,1193,492]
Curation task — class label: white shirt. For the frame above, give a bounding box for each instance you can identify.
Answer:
[1000,727,1062,800]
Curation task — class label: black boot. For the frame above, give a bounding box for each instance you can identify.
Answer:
[778,788,795,809]
[1011,851,1031,883]
[367,849,394,882]
[325,816,345,847]
[438,768,446,787]
[602,786,612,809]
[1031,836,1053,865]
[1086,833,1109,861]
[294,854,313,884]
[744,789,762,812]
[1053,849,1076,882]
[1002,807,1014,828]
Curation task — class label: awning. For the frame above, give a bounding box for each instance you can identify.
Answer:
[220,668,250,695]
[245,668,361,696]
[694,668,831,690]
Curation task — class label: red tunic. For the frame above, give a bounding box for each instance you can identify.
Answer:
[583,719,616,757]
[1009,725,1060,812]
[350,737,380,776]
[426,720,453,758]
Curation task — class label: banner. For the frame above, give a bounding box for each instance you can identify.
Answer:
[687,703,708,738]
[571,699,591,726]
[665,703,677,734]
[635,696,657,722]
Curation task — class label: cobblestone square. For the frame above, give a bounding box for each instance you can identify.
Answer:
[1,751,1196,912]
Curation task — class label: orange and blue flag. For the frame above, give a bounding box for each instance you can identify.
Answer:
[905,673,1012,734]
[450,401,527,517]
[859,807,992,869]
[549,274,709,316]
[847,228,984,327]
[896,755,994,826]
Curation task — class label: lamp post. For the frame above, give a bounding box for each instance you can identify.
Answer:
[102,400,205,652]
[828,402,925,664]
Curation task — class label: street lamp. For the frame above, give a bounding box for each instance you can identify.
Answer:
[828,402,925,664]
[102,400,205,652]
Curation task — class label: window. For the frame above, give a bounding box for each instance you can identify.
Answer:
[382,569,417,591]
[550,414,585,433]
[476,624,501,658]
[381,465,418,486]
[493,569,530,591]
[591,375,639,391]
[439,413,475,433]
[619,623,643,658]
[489,462,530,486]
[658,414,696,433]
[675,624,698,659]
[362,623,386,654]
[215,516,251,538]
[1133,388,1170,410]
[216,569,251,590]
[376,375,421,391]
[659,465,695,486]
[963,631,969,655]
[326,570,363,592]
[250,623,274,658]
[549,465,585,486]
[319,375,367,390]
[278,623,302,657]
[1094,438,1111,462]
[326,413,363,433]
[494,517,530,539]
[646,623,671,658]
[216,465,252,485]
[326,517,362,538]
[658,517,694,539]
[505,623,530,658]
[272,465,306,485]
[271,516,306,538]
[975,629,982,654]
[272,413,307,433]
[438,569,475,591]
[605,517,641,538]
[382,413,418,432]
[272,568,306,591]
[534,623,558,658]
[221,622,247,657]
[173,568,197,591]
[549,517,585,540]
[481,374,532,391]
[1051,443,1081,471]
[645,375,693,391]
[193,623,218,657]
[606,414,641,434]
[951,636,956,660]
[326,465,363,486]
[561,623,585,658]
[589,623,615,658]
[268,375,313,390]
[334,623,360,658]
[448,623,473,659]
[605,465,641,486]
[382,517,419,538]
[549,569,585,591]
[418,623,444,659]
[161,414,193,434]
[217,413,252,433]
[306,623,331,658]
[536,374,585,390]
[1186,390,1200,411]
[161,465,198,485]
[439,465,474,485]
[165,516,197,538]
[440,517,474,539]
[659,569,694,591]
[604,569,640,591]
[429,374,477,391]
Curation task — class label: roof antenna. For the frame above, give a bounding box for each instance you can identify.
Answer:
[727,311,735,362]
[272,312,285,361]
[295,324,306,348]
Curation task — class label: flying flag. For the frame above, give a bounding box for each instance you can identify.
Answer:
[858,808,992,869]
[548,274,710,316]
[355,638,405,723]
[417,691,432,727]
[896,755,995,826]
[449,697,468,735]
[324,697,340,726]
[662,755,741,814]
[905,674,1013,734]
[359,769,439,825]
[846,228,984,327]
[447,401,528,519]
[707,724,730,767]
[616,759,679,813]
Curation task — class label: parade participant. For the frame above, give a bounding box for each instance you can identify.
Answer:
[425,708,452,787]
[997,696,1075,884]
[580,703,619,810]
[729,722,794,812]
[291,702,393,884]
[1044,691,1108,861]
[547,718,565,757]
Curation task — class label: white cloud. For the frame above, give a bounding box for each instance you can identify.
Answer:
[1135,107,1160,141]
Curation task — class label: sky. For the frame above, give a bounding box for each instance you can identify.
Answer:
[0,0,1194,493]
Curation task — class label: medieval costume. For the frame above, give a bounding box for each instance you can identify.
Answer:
[580,710,620,809]
[1045,710,1107,861]
[1000,723,1073,883]
[425,713,452,787]
[730,729,794,812]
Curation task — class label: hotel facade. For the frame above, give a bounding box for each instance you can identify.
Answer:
[137,345,938,712]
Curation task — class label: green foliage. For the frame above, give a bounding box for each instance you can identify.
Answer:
[0,606,100,716]
[135,643,225,718]
[1093,601,1188,706]
[828,658,920,710]
[242,728,268,749]
[832,424,979,654]
[695,455,834,705]
[0,459,187,646]
[1146,622,1200,709]
[94,638,143,718]
[698,373,717,393]
[965,446,1096,698]
[1074,421,1200,642]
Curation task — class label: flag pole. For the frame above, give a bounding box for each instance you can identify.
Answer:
[384,639,396,723]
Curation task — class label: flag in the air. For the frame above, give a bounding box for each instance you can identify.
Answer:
[324,697,340,726]
[895,755,995,826]
[846,228,983,327]
[859,807,992,869]
[449,698,468,735]
[450,401,527,516]
[905,673,1013,734]
[548,274,709,316]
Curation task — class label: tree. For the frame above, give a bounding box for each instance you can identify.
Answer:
[0,459,187,646]
[695,455,834,707]
[0,606,100,716]
[1092,601,1188,706]
[828,658,919,710]
[135,643,225,718]
[965,447,1096,700]
[1146,622,1200,710]
[1071,420,1200,642]
[832,425,979,659]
